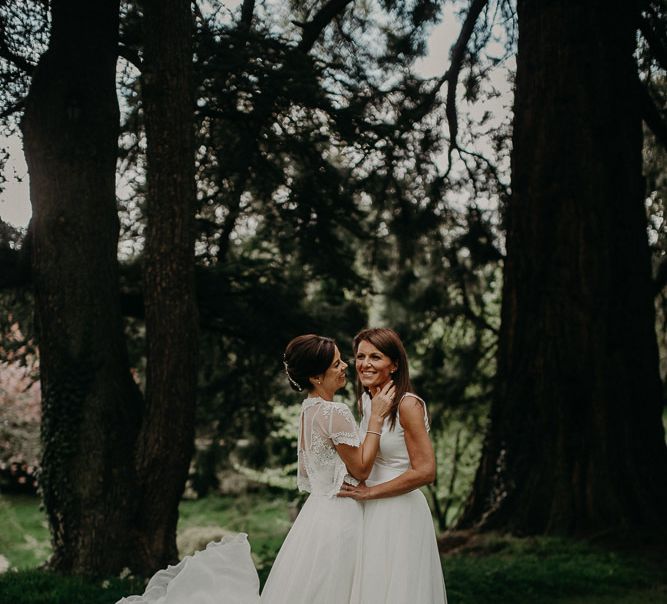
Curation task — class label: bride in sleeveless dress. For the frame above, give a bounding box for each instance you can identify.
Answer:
[338,328,448,604]
[117,333,393,604]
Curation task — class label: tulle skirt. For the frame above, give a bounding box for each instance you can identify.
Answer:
[117,533,260,604]
[262,494,363,603]
[117,494,363,604]
[357,489,447,604]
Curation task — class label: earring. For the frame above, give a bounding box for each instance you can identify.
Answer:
[317,379,321,384]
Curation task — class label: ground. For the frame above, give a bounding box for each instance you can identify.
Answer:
[0,492,665,603]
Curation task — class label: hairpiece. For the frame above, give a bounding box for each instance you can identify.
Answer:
[283,356,303,392]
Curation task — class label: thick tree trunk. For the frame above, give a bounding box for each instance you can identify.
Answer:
[134,0,198,570]
[460,0,667,534]
[21,0,143,574]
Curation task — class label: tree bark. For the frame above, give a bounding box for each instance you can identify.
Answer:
[21,0,143,574]
[135,0,199,570]
[460,0,667,534]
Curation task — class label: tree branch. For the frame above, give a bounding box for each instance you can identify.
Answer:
[434,0,488,173]
[639,11,667,73]
[457,145,511,202]
[240,0,255,31]
[0,40,35,75]
[0,99,25,120]
[118,43,143,72]
[639,79,667,151]
[655,255,667,297]
[0,229,31,290]
[297,0,355,53]
[445,247,499,336]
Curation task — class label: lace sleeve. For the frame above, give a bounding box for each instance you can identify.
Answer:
[328,404,361,447]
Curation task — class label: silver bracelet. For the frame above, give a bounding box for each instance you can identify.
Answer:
[366,430,382,436]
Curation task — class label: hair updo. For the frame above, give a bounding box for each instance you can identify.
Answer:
[283,334,336,393]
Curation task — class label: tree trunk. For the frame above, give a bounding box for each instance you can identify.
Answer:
[21,0,144,574]
[460,0,667,534]
[134,0,199,570]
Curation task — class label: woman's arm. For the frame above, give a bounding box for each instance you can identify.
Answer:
[338,396,435,499]
[335,383,395,481]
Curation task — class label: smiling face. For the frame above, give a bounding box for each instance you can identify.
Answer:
[311,345,348,398]
[355,339,397,392]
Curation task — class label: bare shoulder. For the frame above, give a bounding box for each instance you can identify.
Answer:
[398,394,425,412]
[398,395,427,430]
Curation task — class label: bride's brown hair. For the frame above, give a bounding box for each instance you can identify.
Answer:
[353,328,413,430]
[283,334,336,393]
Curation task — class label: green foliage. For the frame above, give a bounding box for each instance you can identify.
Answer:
[0,570,144,604]
[428,410,485,529]
[0,495,49,570]
[178,493,294,585]
[643,87,667,400]
[0,0,50,133]
[1,0,513,500]
[444,536,666,604]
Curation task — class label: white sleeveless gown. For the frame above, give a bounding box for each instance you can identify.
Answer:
[117,396,364,604]
[358,392,448,604]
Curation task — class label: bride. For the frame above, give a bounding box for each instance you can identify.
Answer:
[118,333,393,604]
[338,328,447,603]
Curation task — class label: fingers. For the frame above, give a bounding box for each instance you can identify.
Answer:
[381,383,396,404]
[337,486,356,498]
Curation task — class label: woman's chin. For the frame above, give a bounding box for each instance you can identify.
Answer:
[335,377,346,390]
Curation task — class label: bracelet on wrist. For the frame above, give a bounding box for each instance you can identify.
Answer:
[366,430,382,436]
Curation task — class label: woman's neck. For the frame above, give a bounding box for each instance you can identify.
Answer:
[368,380,391,397]
[309,387,334,401]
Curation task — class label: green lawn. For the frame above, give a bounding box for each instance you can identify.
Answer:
[0,494,50,570]
[176,492,294,580]
[443,535,666,604]
[1,493,665,604]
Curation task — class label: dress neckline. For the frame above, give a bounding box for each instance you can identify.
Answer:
[302,395,335,406]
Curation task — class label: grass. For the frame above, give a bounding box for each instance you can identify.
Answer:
[443,535,667,604]
[1,493,666,603]
[176,491,294,580]
[0,494,50,570]
[0,570,143,604]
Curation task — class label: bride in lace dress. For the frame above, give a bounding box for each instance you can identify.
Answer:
[117,333,393,604]
[338,328,447,604]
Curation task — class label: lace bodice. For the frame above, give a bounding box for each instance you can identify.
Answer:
[297,397,361,497]
[359,391,430,485]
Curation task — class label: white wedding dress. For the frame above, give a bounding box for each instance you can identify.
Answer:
[357,391,448,604]
[117,396,364,604]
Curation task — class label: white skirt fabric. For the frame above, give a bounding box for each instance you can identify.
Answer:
[117,533,260,604]
[117,495,363,604]
[262,495,363,603]
[357,489,447,604]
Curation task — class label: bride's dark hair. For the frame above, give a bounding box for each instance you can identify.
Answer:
[283,334,336,393]
[353,327,413,430]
